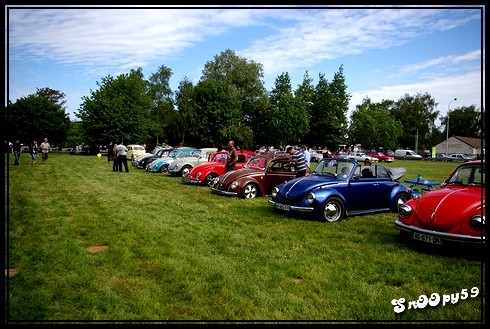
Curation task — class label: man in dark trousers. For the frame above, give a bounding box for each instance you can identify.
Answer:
[226,140,238,172]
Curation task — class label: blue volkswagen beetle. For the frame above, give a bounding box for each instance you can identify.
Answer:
[269,158,410,222]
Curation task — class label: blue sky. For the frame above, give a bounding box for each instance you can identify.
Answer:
[5,5,485,127]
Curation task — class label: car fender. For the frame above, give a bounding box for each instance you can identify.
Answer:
[237,174,267,196]
[307,184,349,210]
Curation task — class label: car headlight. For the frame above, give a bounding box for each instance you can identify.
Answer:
[230,181,238,190]
[398,204,412,218]
[271,187,279,198]
[470,215,485,232]
[307,193,316,204]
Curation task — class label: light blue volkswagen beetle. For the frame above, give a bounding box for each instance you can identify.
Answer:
[146,147,196,173]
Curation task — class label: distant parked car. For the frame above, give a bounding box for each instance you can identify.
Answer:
[309,150,324,163]
[168,147,218,177]
[183,149,256,187]
[211,153,309,199]
[347,152,378,163]
[448,153,475,162]
[146,147,196,173]
[126,144,146,160]
[394,149,422,160]
[368,152,395,163]
[133,147,172,169]
[269,158,410,222]
[395,160,485,247]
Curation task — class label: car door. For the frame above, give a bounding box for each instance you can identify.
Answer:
[264,160,297,194]
[346,166,394,211]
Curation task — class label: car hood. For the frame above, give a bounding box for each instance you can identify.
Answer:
[279,175,338,198]
[191,161,223,173]
[413,186,483,230]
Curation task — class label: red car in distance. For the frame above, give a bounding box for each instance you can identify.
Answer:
[368,152,395,163]
[182,149,257,187]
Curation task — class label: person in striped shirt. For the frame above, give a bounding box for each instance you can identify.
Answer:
[287,146,307,177]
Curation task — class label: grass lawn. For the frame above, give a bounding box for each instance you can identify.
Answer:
[4,153,485,323]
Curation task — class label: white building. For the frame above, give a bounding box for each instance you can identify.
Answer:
[434,136,485,157]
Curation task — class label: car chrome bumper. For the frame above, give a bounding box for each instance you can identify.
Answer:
[211,187,237,197]
[182,176,201,184]
[395,220,485,244]
[268,200,314,212]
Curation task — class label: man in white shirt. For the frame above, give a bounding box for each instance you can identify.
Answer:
[301,145,311,168]
[115,141,129,172]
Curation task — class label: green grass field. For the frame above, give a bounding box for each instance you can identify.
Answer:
[5,153,485,323]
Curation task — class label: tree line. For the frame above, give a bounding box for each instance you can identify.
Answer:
[5,49,484,152]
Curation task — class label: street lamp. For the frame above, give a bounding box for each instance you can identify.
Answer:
[445,98,457,156]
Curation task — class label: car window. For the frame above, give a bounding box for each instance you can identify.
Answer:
[212,154,227,162]
[448,164,485,186]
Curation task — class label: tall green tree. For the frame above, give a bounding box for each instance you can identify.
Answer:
[307,66,350,150]
[267,72,309,148]
[440,105,483,139]
[76,68,155,146]
[200,49,268,147]
[6,88,70,146]
[390,92,438,151]
[192,79,243,148]
[147,65,174,145]
[174,77,197,146]
[348,97,403,151]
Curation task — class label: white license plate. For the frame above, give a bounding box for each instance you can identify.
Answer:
[413,232,443,245]
[275,203,290,211]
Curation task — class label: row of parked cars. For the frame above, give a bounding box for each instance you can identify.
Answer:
[130,145,485,251]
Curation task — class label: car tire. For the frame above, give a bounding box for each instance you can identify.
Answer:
[242,183,259,199]
[320,197,345,222]
[205,173,218,187]
[159,164,168,173]
[392,192,409,212]
[180,165,192,177]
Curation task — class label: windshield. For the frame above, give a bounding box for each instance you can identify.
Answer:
[212,153,228,162]
[447,163,485,186]
[314,159,354,177]
[245,156,268,170]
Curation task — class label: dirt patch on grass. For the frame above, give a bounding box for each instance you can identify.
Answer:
[87,245,109,253]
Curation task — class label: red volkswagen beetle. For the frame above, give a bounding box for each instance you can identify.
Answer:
[395,160,485,246]
[182,149,256,187]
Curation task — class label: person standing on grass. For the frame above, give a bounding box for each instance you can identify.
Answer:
[301,145,311,169]
[287,145,307,177]
[225,140,238,172]
[40,138,50,164]
[29,139,38,165]
[112,141,119,172]
[13,139,22,165]
[115,141,129,172]
[107,141,114,164]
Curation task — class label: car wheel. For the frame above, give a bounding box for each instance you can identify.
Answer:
[159,164,168,173]
[392,192,409,212]
[205,173,218,187]
[320,197,345,222]
[180,165,192,177]
[242,183,259,199]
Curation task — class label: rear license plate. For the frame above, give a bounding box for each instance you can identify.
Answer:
[275,203,290,211]
[413,232,443,245]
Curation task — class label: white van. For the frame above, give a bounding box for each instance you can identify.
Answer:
[394,149,423,160]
